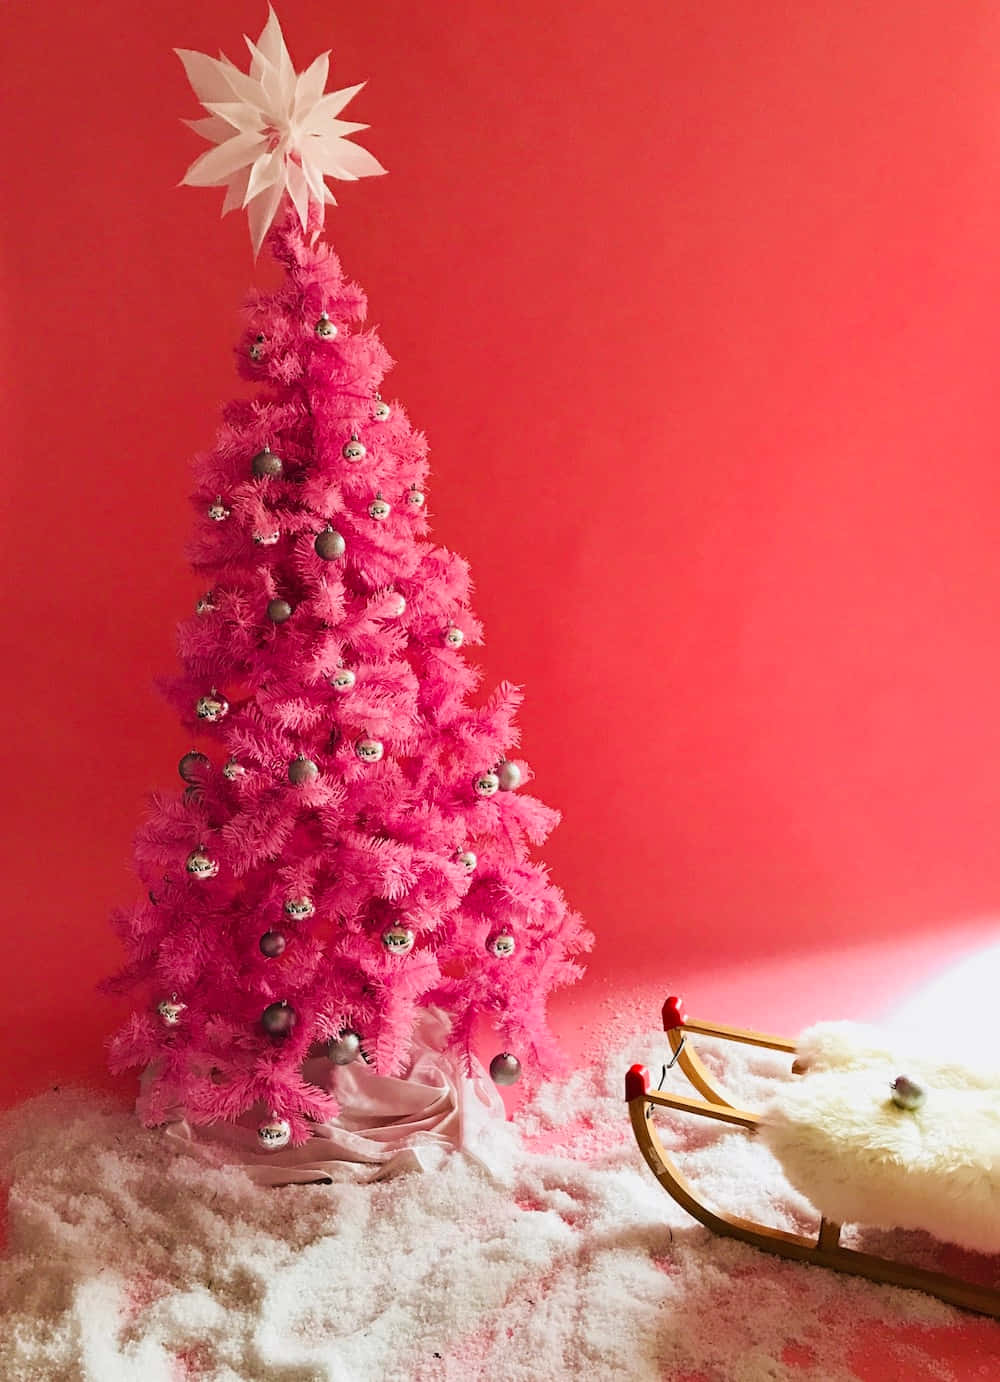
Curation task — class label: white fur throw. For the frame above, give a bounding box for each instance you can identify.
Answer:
[758,1022,1000,1255]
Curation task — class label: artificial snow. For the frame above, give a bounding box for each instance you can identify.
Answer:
[1,1012,995,1381]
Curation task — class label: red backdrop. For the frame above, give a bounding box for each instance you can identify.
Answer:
[4,1,1000,1106]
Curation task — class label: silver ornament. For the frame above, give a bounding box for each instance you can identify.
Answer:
[387,592,407,618]
[489,1052,521,1086]
[249,338,265,362]
[284,896,316,920]
[195,592,216,616]
[186,847,218,879]
[251,447,283,478]
[315,312,337,340]
[890,1076,926,1111]
[196,691,228,723]
[330,667,356,692]
[498,760,522,791]
[343,437,366,461]
[373,398,391,421]
[445,625,464,649]
[356,737,385,763]
[257,1116,291,1150]
[288,755,319,785]
[407,487,426,509]
[254,529,280,546]
[314,527,346,560]
[475,772,500,798]
[456,848,477,872]
[223,759,246,780]
[368,495,391,521]
[382,924,415,955]
[327,1029,363,1065]
[157,996,186,1026]
[490,933,516,958]
[267,598,293,623]
[208,496,230,521]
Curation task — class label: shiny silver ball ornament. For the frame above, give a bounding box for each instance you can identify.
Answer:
[330,667,356,693]
[262,1001,297,1037]
[283,896,316,920]
[251,447,283,478]
[314,526,346,560]
[254,529,280,547]
[315,312,337,340]
[196,691,229,723]
[368,494,391,521]
[356,737,385,764]
[343,436,367,462]
[185,847,219,879]
[890,1075,926,1111]
[249,334,265,363]
[257,1116,291,1150]
[178,750,209,783]
[386,592,407,618]
[208,496,230,521]
[489,1053,521,1086]
[195,592,216,616]
[490,933,516,958]
[456,848,477,872]
[259,930,287,958]
[157,997,187,1026]
[223,758,246,781]
[373,398,391,421]
[445,625,464,649]
[498,760,522,791]
[327,1029,363,1065]
[475,772,500,797]
[267,598,293,624]
[288,755,319,786]
[407,487,426,509]
[382,925,415,955]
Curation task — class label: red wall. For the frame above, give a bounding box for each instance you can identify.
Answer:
[5,1,1000,1104]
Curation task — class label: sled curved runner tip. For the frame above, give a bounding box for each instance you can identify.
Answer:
[626,997,1000,1320]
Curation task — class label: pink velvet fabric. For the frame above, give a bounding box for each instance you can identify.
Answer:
[137,1009,506,1185]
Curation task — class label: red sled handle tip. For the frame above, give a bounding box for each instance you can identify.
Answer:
[625,1063,650,1100]
[662,995,688,1031]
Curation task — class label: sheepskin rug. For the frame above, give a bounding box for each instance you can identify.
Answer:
[1,1005,997,1381]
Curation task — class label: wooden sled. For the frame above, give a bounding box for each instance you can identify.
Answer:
[626,996,1000,1319]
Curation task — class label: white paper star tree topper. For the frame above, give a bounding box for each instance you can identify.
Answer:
[176,6,386,255]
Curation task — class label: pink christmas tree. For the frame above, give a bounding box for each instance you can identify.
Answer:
[102,9,592,1152]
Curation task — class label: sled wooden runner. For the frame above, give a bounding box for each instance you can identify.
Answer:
[626,996,1000,1319]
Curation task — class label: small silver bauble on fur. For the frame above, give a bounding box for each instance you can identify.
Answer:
[267,598,293,623]
[185,847,219,879]
[382,925,415,955]
[195,691,228,722]
[490,933,516,958]
[223,759,246,781]
[254,529,280,546]
[157,997,186,1026]
[456,848,477,872]
[343,436,366,462]
[498,760,522,791]
[257,1116,291,1150]
[445,625,464,649]
[368,494,391,521]
[251,446,282,478]
[890,1075,926,1111]
[330,667,356,692]
[475,772,500,798]
[356,737,384,764]
[373,398,391,421]
[288,755,319,786]
[315,312,337,340]
[328,1029,363,1065]
[284,896,316,920]
[489,1052,521,1086]
[195,592,216,616]
[314,526,346,560]
[386,592,407,618]
[179,750,209,783]
[208,496,230,521]
[407,487,425,508]
[249,334,265,362]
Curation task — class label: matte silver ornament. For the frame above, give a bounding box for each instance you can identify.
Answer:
[284,896,316,920]
[254,529,280,546]
[157,997,187,1026]
[251,447,283,477]
[288,755,319,785]
[327,1029,363,1065]
[445,625,464,648]
[343,436,366,461]
[356,737,384,764]
[489,1052,521,1085]
[498,760,522,791]
[195,592,216,616]
[475,772,500,797]
[490,933,516,958]
[208,496,230,521]
[223,758,246,780]
[267,598,293,623]
[314,526,346,560]
[382,925,415,955]
[368,494,391,521]
[186,847,219,879]
[262,1001,297,1036]
[196,691,228,722]
[407,487,425,508]
[890,1075,926,1111]
[257,1116,291,1150]
[330,667,356,692]
[259,930,286,957]
[373,399,391,421]
[456,848,477,872]
[315,312,337,340]
[386,592,406,617]
[179,750,209,783]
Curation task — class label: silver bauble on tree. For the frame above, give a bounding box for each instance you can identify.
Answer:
[489,1053,522,1085]
[251,446,283,477]
[257,1116,291,1150]
[327,1029,363,1065]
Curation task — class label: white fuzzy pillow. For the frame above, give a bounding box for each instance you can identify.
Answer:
[759,1022,1000,1255]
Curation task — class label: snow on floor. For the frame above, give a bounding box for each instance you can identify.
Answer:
[1,1001,997,1382]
